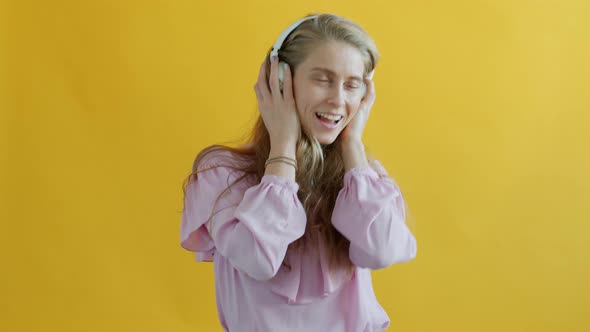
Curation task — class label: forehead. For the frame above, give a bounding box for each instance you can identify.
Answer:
[299,41,365,77]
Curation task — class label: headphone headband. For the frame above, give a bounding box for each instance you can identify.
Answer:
[270,15,318,58]
[269,15,374,80]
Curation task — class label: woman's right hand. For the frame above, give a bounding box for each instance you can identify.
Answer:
[254,56,300,153]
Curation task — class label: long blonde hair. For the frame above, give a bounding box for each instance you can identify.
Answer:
[183,13,379,270]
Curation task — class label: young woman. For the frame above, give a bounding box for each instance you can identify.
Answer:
[180,13,417,332]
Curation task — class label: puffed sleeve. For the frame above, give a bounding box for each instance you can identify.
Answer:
[331,159,417,269]
[180,151,307,281]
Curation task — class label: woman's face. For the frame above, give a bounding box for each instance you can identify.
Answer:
[292,41,366,145]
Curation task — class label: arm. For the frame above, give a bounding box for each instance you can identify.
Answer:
[333,140,417,269]
[180,152,306,281]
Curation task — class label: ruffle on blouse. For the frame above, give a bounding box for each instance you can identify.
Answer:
[268,236,354,304]
[180,180,216,262]
[180,149,254,263]
[266,160,397,305]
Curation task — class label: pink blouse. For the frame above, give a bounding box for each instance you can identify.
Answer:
[180,149,417,332]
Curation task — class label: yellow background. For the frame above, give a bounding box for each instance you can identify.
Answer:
[1,0,589,331]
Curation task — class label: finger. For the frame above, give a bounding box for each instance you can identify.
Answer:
[282,62,294,102]
[366,78,376,100]
[257,57,271,101]
[268,56,280,98]
[361,78,376,105]
[254,84,262,102]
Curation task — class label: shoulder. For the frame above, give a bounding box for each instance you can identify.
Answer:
[193,146,231,170]
[188,145,256,195]
[192,145,254,175]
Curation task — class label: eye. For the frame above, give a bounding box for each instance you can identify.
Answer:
[345,82,361,90]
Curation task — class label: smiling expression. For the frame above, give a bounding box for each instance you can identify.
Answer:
[291,41,366,145]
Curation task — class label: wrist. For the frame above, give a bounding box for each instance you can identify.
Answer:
[340,137,364,152]
[340,138,368,171]
[264,154,297,182]
[270,141,297,159]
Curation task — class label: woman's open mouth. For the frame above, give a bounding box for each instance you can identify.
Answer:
[315,112,343,129]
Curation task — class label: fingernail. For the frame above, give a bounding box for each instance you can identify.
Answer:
[271,55,277,62]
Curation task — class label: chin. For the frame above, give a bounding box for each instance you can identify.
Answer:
[302,125,343,146]
[315,133,340,146]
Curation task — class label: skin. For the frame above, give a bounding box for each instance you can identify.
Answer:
[254,40,376,181]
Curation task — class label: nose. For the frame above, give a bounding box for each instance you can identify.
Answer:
[326,85,345,108]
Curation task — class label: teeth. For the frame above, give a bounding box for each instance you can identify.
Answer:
[316,113,343,121]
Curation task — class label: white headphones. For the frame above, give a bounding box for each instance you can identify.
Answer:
[270,15,318,59]
[270,15,374,95]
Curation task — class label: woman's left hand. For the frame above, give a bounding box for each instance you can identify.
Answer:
[340,78,376,142]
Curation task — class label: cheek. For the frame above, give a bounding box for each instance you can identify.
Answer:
[343,103,362,125]
[293,86,319,113]
[292,81,305,110]
[292,90,305,117]
[347,101,362,117]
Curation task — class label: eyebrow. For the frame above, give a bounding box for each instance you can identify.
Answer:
[309,67,363,82]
